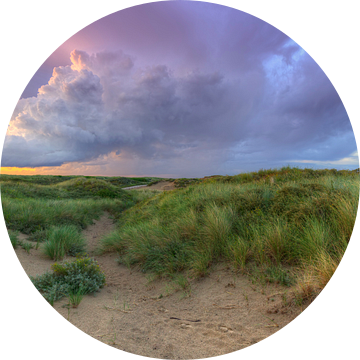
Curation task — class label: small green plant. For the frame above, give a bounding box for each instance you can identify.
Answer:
[42,225,86,260]
[227,236,251,270]
[31,256,106,303]
[21,241,34,254]
[67,286,86,308]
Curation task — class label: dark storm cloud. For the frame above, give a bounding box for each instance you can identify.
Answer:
[3,2,357,174]
[3,46,355,172]
[4,50,249,167]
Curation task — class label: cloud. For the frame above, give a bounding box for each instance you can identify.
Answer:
[4,49,241,169]
[2,23,356,176]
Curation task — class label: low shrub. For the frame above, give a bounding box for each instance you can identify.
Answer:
[31,256,106,304]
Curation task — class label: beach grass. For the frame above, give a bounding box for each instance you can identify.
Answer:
[2,167,358,304]
[99,167,359,301]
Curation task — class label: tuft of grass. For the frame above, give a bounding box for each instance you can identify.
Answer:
[202,204,235,258]
[67,286,86,308]
[294,248,342,303]
[21,241,34,254]
[226,236,251,270]
[42,225,86,260]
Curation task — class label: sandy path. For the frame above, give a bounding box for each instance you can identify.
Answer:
[13,213,305,359]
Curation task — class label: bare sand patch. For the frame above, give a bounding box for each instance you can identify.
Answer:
[13,213,305,359]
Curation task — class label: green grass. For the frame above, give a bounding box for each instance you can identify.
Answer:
[0,177,133,200]
[2,197,132,234]
[0,174,161,187]
[1,175,153,259]
[42,225,86,260]
[1,174,165,233]
[3,168,359,305]
[100,167,359,301]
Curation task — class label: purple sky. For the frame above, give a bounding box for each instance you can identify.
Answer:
[2,1,358,177]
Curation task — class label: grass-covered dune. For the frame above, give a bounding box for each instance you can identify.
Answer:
[0,173,161,185]
[1,173,166,305]
[101,167,359,303]
[1,175,160,237]
[2,167,359,303]
[1,178,129,200]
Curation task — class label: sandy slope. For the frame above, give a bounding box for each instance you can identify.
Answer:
[13,213,305,359]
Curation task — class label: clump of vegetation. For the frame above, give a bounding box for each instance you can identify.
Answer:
[31,256,106,305]
[42,225,86,260]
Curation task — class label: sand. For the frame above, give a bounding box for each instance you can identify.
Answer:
[13,201,306,359]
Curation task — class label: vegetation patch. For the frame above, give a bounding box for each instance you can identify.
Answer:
[42,225,86,260]
[31,256,106,305]
[3,167,359,307]
[100,167,359,303]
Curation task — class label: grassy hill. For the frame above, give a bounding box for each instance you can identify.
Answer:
[1,174,161,236]
[2,167,359,304]
[100,167,359,303]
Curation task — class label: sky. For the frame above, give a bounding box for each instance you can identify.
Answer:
[1,0,358,177]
